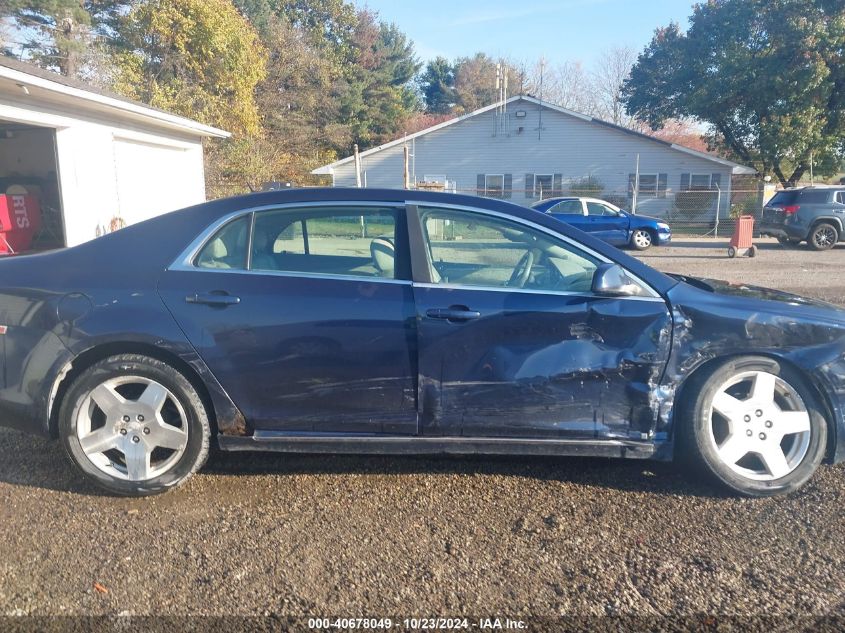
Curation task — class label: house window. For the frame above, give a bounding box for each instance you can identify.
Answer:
[637,174,659,197]
[477,173,512,198]
[689,174,712,190]
[534,174,554,198]
[485,174,504,197]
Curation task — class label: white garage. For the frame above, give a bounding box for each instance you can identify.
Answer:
[0,57,229,251]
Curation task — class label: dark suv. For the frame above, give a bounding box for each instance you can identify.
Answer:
[759,187,845,250]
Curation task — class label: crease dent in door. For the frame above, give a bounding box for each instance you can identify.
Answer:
[422,298,672,439]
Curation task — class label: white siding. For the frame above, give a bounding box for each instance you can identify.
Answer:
[0,90,207,247]
[329,97,734,217]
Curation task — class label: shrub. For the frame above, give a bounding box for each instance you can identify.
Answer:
[567,176,604,197]
[673,190,717,218]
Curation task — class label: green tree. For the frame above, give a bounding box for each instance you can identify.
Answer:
[337,9,420,148]
[113,0,267,136]
[419,56,456,114]
[623,0,845,187]
[3,0,92,76]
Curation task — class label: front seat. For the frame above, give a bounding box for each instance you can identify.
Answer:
[371,236,395,277]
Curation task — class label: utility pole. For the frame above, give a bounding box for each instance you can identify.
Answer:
[353,144,362,188]
[632,154,640,214]
[403,145,410,189]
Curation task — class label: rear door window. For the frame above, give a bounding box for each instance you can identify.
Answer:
[250,207,404,279]
[836,192,845,204]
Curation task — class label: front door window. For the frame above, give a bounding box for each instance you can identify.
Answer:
[418,207,598,293]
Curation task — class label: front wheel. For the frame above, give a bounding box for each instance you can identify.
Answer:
[677,356,827,497]
[630,229,653,250]
[59,354,211,496]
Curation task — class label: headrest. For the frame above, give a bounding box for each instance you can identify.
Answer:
[371,236,395,275]
[208,237,228,259]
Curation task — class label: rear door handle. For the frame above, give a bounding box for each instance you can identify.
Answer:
[425,307,481,322]
[186,292,241,306]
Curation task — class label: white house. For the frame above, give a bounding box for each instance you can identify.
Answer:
[0,57,229,250]
[313,95,755,219]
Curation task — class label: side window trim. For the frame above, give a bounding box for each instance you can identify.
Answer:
[405,203,435,284]
[245,211,256,270]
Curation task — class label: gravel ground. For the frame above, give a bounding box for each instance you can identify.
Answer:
[0,237,844,627]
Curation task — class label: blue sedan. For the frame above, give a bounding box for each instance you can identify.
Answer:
[0,188,841,497]
[531,196,672,250]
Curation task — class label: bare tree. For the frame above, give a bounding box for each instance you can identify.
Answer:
[514,57,599,116]
[591,45,640,128]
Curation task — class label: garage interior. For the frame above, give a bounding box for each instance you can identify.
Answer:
[0,120,66,251]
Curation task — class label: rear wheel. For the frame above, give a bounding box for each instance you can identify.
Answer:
[678,356,827,496]
[630,229,653,250]
[809,222,838,251]
[777,236,801,246]
[59,354,211,496]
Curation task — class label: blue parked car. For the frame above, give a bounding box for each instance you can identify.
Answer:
[531,196,671,250]
[0,188,842,497]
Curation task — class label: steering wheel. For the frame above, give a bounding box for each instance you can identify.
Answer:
[507,250,535,288]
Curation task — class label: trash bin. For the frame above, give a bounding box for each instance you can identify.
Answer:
[0,194,41,255]
[728,214,756,258]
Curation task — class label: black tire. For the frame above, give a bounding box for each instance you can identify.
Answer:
[809,222,838,251]
[777,236,801,246]
[59,354,211,496]
[630,229,653,251]
[676,356,827,497]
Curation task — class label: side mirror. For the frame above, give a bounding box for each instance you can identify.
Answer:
[591,263,649,297]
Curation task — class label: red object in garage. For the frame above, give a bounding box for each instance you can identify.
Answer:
[0,194,41,255]
[728,214,757,258]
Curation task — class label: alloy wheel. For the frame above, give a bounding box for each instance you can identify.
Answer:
[813,225,836,249]
[75,376,189,481]
[706,370,811,481]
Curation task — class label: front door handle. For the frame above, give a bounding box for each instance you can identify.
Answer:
[186,292,241,306]
[426,306,481,322]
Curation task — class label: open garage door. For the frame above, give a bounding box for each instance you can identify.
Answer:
[0,121,66,251]
[113,138,199,226]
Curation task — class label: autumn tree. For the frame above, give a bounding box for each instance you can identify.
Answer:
[452,53,502,113]
[113,0,267,136]
[623,0,845,187]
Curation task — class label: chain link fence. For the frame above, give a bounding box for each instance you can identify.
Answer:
[446,187,767,237]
